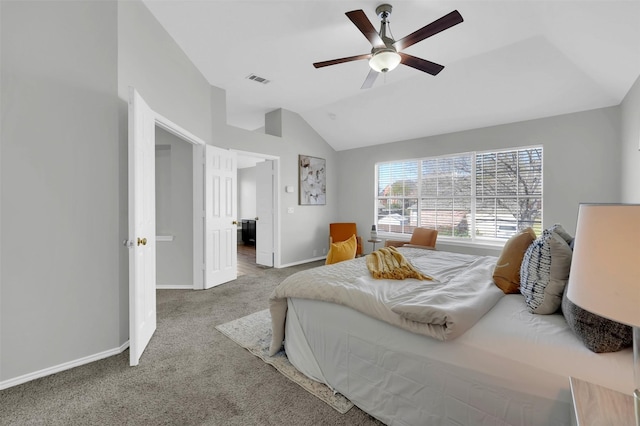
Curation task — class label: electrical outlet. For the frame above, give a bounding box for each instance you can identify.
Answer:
[323,248,327,254]
[313,249,318,256]
[287,207,294,214]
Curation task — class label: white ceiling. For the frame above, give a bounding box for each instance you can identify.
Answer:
[142,0,640,151]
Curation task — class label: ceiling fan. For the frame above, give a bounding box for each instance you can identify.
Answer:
[313,4,463,89]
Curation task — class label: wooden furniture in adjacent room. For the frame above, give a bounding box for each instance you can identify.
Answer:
[241,219,256,245]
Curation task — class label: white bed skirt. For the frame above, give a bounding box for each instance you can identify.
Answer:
[284,296,632,426]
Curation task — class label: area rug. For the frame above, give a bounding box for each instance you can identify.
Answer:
[215,309,354,414]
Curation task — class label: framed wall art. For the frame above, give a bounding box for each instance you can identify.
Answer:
[299,155,326,205]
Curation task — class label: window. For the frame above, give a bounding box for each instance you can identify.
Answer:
[376,147,542,242]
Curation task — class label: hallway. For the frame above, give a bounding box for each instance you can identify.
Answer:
[237,243,262,276]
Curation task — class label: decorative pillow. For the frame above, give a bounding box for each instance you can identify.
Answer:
[561,288,632,353]
[493,227,536,294]
[325,234,357,265]
[548,224,575,247]
[520,228,573,314]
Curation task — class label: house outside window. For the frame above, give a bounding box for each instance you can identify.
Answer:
[375,147,543,242]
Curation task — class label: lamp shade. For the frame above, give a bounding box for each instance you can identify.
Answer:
[369,50,401,73]
[566,204,640,327]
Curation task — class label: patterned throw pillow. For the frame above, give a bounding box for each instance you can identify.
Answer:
[561,288,632,353]
[520,227,573,314]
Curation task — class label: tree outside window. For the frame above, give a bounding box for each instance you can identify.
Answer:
[376,147,542,241]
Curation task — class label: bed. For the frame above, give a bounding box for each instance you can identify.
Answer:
[269,247,633,426]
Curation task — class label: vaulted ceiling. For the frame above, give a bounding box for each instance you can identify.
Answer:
[142,0,640,151]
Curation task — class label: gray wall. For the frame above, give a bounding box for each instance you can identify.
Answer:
[1,1,119,381]
[117,1,338,268]
[117,0,212,144]
[220,110,339,264]
[155,128,193,288]
[621,74,640,203]
[337,107,622,256]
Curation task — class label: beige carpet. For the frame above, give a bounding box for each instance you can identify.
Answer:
[216,309,354,414]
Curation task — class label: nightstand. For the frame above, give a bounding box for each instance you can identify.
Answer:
[569,376,635,426]
[368,238,382,251]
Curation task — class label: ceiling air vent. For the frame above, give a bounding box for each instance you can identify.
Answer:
[246,74,271,85]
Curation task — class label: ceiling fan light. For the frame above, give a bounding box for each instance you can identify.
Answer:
[369,50,401,73]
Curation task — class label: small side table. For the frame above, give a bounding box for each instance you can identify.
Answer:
[569,376,636,426]
[368,238,383,252]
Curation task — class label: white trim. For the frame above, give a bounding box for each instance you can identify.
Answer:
[193,144,205,290]
[278,256,325,268]
[0,341,129,390]
[154,112,205,147]
[229,149,278,161]
[156,284,192,290]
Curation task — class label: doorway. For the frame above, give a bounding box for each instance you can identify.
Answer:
[128,88,237,366]
[235,151,279,272]
[155,126,194,289]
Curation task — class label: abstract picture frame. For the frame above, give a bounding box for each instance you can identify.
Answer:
[299,155,326,205]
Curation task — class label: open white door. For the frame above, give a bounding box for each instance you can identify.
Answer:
[128,88,156,366]
[255,160,274,267]
[205,145,237,288]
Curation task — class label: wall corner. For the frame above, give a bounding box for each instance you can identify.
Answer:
[265,109,282,137]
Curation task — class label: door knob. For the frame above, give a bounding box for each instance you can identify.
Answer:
[137,237,147,246]
[232,220,238,225]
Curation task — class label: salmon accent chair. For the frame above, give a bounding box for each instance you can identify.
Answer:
[384,227,438,249]
[329,223,363,256]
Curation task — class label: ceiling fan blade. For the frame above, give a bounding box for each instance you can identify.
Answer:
[313,53,372,68]
[346,10,385,48]
[393,10,463,51]
[399,53,444,76]
[361,69,379,89]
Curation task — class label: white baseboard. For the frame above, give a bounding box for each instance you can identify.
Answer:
[0,341,129,390]
[278,256,326,268]
[156,284,193,289]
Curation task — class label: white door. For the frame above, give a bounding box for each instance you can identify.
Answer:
[255,160,274,267]
[205,145,238,288]
[128,88,156,366]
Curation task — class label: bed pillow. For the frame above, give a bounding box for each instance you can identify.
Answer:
[493,227,536,294]
[325,234,357,265]
[520,228,573,314]
[561,288,632,353]
[548,224,574,247]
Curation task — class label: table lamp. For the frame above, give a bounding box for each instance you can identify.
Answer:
[566,204,640,424]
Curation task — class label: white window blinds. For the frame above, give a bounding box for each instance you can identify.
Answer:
[376,147,542,241]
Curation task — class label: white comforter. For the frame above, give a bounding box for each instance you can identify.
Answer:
[269,248,503,356]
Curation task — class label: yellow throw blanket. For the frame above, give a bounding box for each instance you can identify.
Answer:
[366,246,433,280]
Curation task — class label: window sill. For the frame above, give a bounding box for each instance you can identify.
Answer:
[437,238,504,250]
[377,233,505,253]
